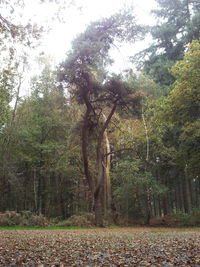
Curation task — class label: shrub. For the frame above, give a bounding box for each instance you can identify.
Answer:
[172,210,200,227]
[28,214,49,227]
[149,210,200,227]
[149,216,174,227]
[57,213,95,227]
[20,210,33,219]
[190,209,200,225]
[0,211,49,227]
[0,211,21,226]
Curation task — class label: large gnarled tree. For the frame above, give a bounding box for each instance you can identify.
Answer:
[59,10,143,226]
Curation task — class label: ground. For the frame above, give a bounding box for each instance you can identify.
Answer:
[0,227,199,266]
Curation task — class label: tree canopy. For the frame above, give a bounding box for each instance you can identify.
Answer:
[137,0,200,87]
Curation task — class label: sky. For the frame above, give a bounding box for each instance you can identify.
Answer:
[10,0,158,96]
[21,0,157,64]
[41,0,158,66]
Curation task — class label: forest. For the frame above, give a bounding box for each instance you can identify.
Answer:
[0,0,200,228]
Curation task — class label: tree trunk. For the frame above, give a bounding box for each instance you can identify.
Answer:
[102,114,112,220]
[182,175,192,213]
[80,73,117,226]
[94,190,104,227]
[94,138,105,226]
[178,175,185,212]
[33,167,38,213]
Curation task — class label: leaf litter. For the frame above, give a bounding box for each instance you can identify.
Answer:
[0,228,199,266]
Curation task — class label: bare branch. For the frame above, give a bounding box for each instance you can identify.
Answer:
[104,148,135,157]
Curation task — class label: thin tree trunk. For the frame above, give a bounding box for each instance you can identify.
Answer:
[162,175,169,215]
[177,175,184,212]
[33,167,38,213]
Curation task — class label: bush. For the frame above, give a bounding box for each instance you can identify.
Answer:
[28,214,49,227]
[0,211,21,226]
[149,210,200,227]
[172,210,200,227]
[57,213,95,227]
[0,211,49,227]
[149,216,174,227]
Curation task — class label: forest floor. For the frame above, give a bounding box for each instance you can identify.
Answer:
[0,227,200,266]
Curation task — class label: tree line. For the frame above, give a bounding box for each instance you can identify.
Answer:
[0,0,200,226]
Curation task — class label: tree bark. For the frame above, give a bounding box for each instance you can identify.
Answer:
[81,108,94,194]
[102,114,111,219]
[94,189,104,227]
[80,72,118,226]
[94,104,117,226]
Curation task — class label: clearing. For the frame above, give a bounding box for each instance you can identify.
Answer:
[0,227,199,266]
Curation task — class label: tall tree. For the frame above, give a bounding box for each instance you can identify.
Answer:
[59,10,144,226]
[167,39,200,177]
[137,0,200,87]
[0,0,43,125]
[0,61,84,216]
[143,40,200,215]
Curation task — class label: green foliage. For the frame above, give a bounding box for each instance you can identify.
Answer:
[0,2,199,226]
[162,40,200,175]
[60,8,145,98]
[15,65,80,171]
[172,210,200,227]
[0,1,44,121]
[125,72,163,99]
[0,62,84,218]
[0,68,15,124]
[139,40,200,219]
[138,0,200,87]
[112,158,166,220]
[169,40,200,123]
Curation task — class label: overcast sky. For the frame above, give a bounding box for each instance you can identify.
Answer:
[14,0,158,96]
[21,0,157,64]
[43,0,157,65]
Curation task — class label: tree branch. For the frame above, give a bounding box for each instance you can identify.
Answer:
[104,148,135,157]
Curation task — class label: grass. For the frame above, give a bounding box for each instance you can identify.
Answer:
[0,225,133,230]
[1,226,199,231]
[0,226,93,230]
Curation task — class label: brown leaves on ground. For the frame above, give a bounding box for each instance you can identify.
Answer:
[0,228,200,266]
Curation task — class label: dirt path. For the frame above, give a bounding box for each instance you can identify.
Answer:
[0,228,199,266]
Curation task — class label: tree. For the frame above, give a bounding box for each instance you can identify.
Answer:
[0,0,43,125]
[142,40,200,215]
[59,10,144,226]
[0,61,85,217]
[167,40,200,177]
[112,157,166,223]
[137,0,200,87]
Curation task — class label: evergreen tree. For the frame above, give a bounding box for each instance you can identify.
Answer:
[59,9,144,226]
[138,0,200,87]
